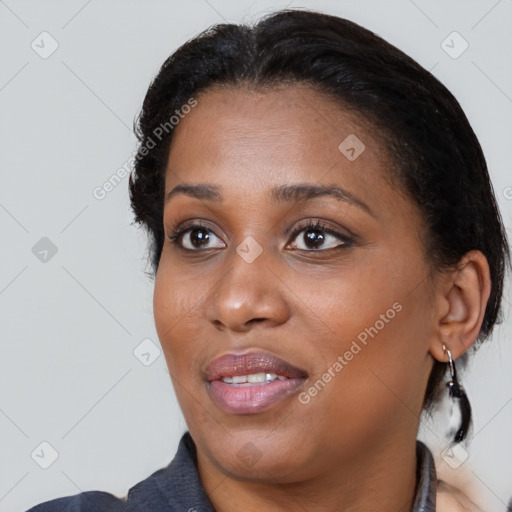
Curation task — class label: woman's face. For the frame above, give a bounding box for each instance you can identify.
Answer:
[154,85,437,483]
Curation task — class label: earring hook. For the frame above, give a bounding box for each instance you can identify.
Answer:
[442,343,457,382]
[442,342,471,443]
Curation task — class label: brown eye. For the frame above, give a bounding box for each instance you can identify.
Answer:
[168,224,225,250]
[303,229,326,249]
[287,221,352,251]
[188,228,210,247]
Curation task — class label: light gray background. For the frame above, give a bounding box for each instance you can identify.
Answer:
[1,1,511,511]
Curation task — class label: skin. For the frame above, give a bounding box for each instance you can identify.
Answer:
[153,85,491,512]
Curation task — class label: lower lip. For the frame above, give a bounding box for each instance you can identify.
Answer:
[208,378,306,414]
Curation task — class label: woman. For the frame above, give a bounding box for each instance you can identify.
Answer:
[27,9,509,512]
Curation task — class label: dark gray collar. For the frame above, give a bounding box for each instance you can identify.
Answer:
[130,434,436,511]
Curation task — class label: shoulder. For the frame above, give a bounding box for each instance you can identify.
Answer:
[25,432,214,512]
[436,480,482,512]
[24,466,174,512]
[25,490,127,512]
[24,464,172,511]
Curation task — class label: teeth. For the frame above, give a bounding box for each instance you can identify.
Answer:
[221,372,288,384]
[248,372,275,383]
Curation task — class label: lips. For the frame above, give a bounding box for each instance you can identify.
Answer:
[205,351,308,414]
[205,351,307,381]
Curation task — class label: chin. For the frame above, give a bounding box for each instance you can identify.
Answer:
[194,425,315,483]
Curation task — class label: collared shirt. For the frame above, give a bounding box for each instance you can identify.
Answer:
[26,433,437,511]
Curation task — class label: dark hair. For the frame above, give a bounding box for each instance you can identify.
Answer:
[129,9,510,412]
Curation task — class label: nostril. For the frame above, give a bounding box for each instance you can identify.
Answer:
[249,318,266,324]
[212,319,224,330]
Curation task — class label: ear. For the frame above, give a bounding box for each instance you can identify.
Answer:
[429,250,491,362]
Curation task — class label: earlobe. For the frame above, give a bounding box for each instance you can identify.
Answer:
[429,250,491,361]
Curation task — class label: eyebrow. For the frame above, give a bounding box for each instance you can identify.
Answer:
[165,182,374,217]
[166,183,222,203]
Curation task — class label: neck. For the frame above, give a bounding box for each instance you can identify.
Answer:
[196,432,419,512]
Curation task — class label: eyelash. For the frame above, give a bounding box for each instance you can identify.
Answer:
[167,220,212,244]
[288,220,353,250]
[167,219,353,252]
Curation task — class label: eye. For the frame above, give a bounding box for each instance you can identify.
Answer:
[286,221,352,251]
[167,222,225,250]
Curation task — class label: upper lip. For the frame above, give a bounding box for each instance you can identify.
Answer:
[205,350,308,381]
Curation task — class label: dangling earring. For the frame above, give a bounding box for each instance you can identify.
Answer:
[442,343,472,443]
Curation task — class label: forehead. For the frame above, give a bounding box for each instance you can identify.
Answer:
[165,85,391,195]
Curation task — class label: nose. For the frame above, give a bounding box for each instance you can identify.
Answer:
[206,246,290,333]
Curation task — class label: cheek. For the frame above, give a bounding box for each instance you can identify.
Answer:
[294,312,430,461]
[286,247,423,345]
[290,251,433,423]
[153,266,204,376]
[154,275,211,427]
